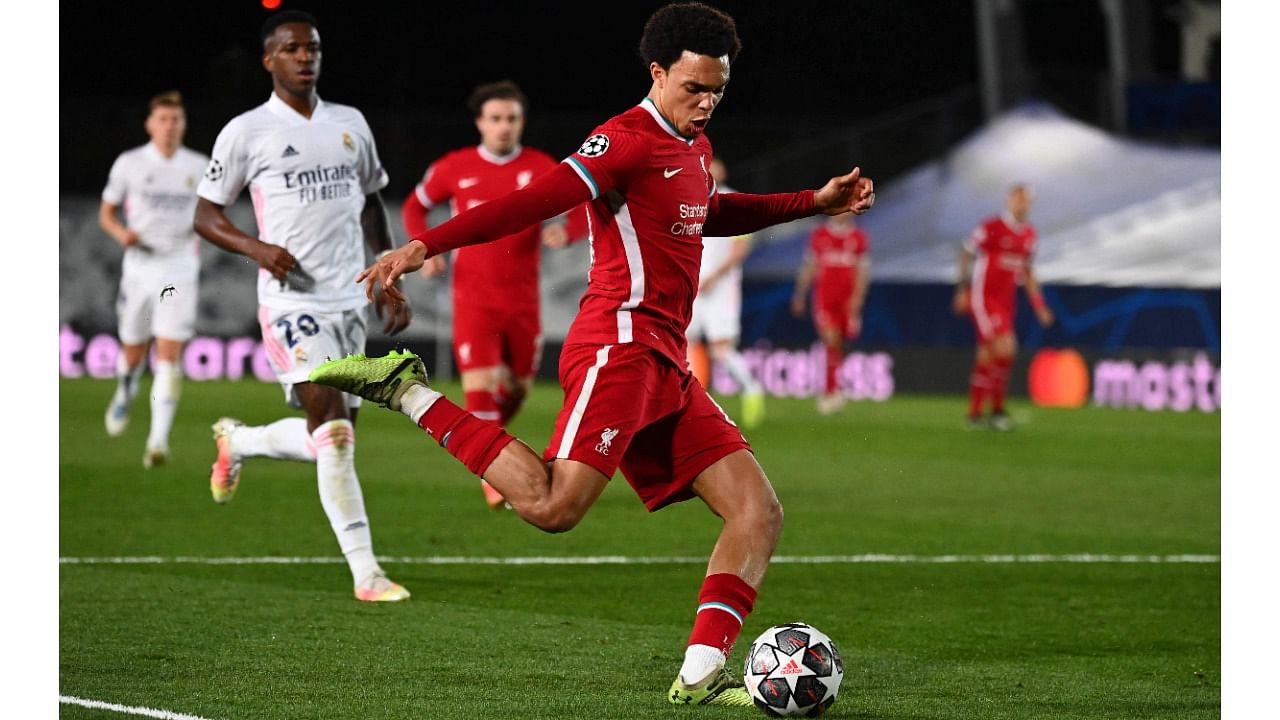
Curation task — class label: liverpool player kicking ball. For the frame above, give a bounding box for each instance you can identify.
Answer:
[311,2,875,706]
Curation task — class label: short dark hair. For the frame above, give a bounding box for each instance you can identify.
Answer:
[639,2,741,70]
[467,80,528,118]
[261,10,319,48]
[149,90,183,112]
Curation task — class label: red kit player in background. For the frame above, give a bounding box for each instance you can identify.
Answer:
[790,213,871,415]
[953,183,1054,430]
[312,2,874,707]
[402,81,582,510]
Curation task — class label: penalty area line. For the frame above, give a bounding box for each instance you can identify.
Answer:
[58,553,1220,566]
[59,695,219,720]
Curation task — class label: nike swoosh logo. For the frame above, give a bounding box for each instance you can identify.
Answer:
[663,168,683,178]
[458,177,480,188]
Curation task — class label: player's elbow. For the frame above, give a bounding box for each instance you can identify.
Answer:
[192,200,216,239]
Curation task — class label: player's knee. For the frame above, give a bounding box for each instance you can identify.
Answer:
[762,496,784,540]
[524,501,585,534]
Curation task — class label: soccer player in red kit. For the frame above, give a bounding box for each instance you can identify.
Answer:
[311,2,875,706]
[402,80,580,510]
[953,183,1053,430]
[790,213,871,414]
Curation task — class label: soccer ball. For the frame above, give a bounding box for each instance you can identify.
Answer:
[742,622,844,717]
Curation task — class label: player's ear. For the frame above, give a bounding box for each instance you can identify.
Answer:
[262,50,274,74]
[649,61,665,87]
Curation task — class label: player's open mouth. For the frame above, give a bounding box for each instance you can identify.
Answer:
[690,117,709,132]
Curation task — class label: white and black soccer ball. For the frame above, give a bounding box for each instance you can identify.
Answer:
[743,622,844,717]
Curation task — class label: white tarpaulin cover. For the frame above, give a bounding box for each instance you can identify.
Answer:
[858,102,1220,289]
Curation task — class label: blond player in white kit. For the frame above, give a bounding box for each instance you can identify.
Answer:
[193,10,413,602]
[100,91,209,468]
[686,158,765,429]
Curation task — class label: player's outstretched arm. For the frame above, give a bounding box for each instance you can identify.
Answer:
[705,168,875,238]
[814,167,875,216]
[193,197,297,281]
[361,164,592,299]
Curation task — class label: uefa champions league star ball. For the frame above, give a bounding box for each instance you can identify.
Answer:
[743,622,844,717]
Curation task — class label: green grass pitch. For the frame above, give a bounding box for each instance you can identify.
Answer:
[59,376,1219,719]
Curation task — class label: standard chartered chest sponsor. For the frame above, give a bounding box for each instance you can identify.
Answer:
[281,163,358,205]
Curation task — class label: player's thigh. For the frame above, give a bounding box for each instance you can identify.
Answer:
[702,294,742,347]
[992,331,1018,359]
[259,306,367,410]
[969,294,1010,345]
[152,275,198,346]
[690,448,780,526]
[453,308,505,374]
[501,313,543,380]
[813,303,847,342]
[115,272,156,346]
[544,457,612,521]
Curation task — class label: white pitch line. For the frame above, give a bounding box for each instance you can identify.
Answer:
[58,553,1220,566]
[59,695,218,720]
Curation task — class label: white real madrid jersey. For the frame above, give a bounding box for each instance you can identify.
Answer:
[196,93,390,313]
[698,184,746,286]
[102,143,208,259]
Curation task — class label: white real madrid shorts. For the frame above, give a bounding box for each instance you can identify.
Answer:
[257,304,367,410]
[116,254,199,346]
[687,280,742,344]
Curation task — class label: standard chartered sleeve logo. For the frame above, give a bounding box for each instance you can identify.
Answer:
[578,134,610,158]
[204,159,224,182]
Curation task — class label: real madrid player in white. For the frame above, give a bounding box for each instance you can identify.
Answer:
[100,91,208,468]
[686,158,765,428]
[193,10,413,602]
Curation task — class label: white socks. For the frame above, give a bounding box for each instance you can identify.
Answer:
[146,361,182,450]
[719,350,762,394]
[229,417,316,462]
[399,383,443,425]
[312,419,380,585]
[679,644,727,685]
[112,355,145,412]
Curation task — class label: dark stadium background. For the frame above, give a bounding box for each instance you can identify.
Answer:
[59,0,1206,197]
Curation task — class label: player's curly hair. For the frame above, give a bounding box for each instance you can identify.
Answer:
[467,80,529,118]
[639,2,742,70]
[261,10,319,48]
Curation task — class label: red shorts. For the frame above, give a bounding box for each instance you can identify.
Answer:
[969,295,1014,343]
[452,305,542,378]
[814,301,859,340]
[544,342,752,511]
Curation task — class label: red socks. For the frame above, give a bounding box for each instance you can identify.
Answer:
[968,360,990,417]
[687,573,758,656]
[418,398,515,477]
[824,344,842,395]
[989,356,1012,413]
[464,390,501,424]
